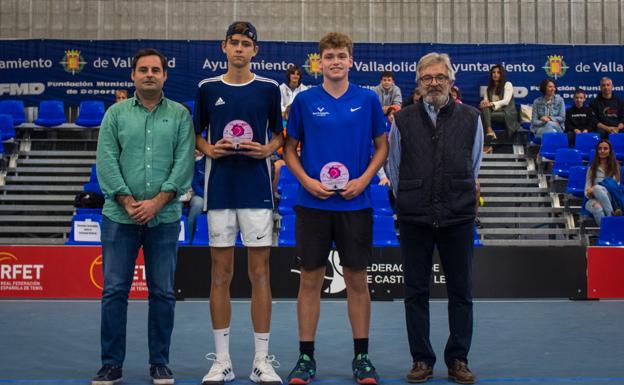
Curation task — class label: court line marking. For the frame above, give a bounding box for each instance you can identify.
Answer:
[1,299,624,304]
[2,378,624,384]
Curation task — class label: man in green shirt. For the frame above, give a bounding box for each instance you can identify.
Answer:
[93,48,194,385]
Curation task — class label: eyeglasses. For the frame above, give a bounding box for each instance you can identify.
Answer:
[419,75,450,85]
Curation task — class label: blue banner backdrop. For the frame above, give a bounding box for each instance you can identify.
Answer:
[1,39,623,108]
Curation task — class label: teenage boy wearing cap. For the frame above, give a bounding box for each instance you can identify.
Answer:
[194,21,284,385]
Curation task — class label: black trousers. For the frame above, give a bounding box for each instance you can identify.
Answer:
[398,219,474,367]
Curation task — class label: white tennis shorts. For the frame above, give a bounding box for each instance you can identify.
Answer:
[207,208,273,247]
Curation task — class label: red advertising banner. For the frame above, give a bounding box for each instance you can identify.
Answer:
[0,246,147,299]
[587,247,624,299]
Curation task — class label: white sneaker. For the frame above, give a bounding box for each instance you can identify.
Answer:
[202,353,235,385]
[250,354,283,385]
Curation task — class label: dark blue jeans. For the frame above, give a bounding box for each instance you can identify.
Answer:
[100,216,179,366]
[398,220,474,368]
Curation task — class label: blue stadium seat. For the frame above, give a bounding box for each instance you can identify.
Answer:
[528,130,540,145]
[278,183,298,216]
[539,132,568,160]
[370,184,393,216]
[184,100,194,115]
[566,166,588,198]
[278,215,296,246]
[89,164,98,183]
[474,223,482,247]
[608,133,624,161]
[83,181,102,195]
[588,149,595,164]
[34,100,66,127]
[574,132,600,160]
[597,216,624,246]
[75,101,105,127]
[373,215,399,247]
[552,148,583,178]
[0,100,26,126]
[277,166,297,194]
[178,216,190,245]
[192,213,209,245]
[0,114,15,141]
[66,213,103,245]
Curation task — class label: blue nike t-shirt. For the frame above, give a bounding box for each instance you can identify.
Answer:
[287,83,386,211]
[194,75,282,210]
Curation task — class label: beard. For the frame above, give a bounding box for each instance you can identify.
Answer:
[419,85,449,109]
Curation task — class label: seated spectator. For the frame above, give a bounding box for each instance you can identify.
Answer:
[115,89,128,103]
[402,88,421,107]
[384,104,400,130]
[373,70,402,113]
[187,151,206,243]
[279,65,308,118]
[479,64,520,141]
[530,78,565,138]
[589,76,624,138]
[585,139,622,225]
[450,85,462,104]
[565,88,597,147]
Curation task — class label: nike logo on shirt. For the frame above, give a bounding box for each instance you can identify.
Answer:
[350,106,362,112]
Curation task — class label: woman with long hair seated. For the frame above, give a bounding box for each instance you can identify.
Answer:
[585,139,622,225]
[479,64,520,144]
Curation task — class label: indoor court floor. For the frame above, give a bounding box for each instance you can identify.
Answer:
[1,299,623,385]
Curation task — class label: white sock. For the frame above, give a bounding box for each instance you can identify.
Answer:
[254,332,270,358]
[213,327,230,360]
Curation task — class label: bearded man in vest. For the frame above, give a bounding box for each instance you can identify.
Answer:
[385,52,483,384]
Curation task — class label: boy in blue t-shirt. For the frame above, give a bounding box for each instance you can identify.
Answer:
[283,32,388,385]
[194,21,284,385]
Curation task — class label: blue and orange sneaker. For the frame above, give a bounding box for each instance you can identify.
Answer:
[352,354,379,385]
[287,354,316,385]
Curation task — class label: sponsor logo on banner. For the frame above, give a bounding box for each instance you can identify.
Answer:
[289,250,346,294]
[0,252,44,292]
[303,53,322,79]
[60,49,87,75]
[89,254,148,292]
[0,82,45,96]
[543,55,568,79]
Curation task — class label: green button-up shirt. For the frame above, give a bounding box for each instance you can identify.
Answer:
[96,94,195,227]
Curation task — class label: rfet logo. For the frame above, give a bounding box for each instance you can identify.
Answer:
[89,254,147,291]
[0,252,44,280]
[303,53,322,79]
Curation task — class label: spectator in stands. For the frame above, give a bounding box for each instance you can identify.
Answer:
[403,88,422,107]
[479,64,520,142]
[194,21,284,385]
[373,70,403,113]
[115,89,128,103]
[280,64,308,118]
[450,85,462,103]
[589,77,624,138]
[585,139,622,225]
[386,52,482,385]
[565,88,597,147]
[530,78,566,138]
[187,150,205,243]
[284,31,387,385]
[93,48,194,385]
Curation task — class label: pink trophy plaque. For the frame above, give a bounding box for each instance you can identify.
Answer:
[223,120,254,149]
[320,162,349,190]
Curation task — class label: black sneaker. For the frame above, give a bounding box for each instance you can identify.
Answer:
[150,364,175,385]
[287,354,316,385]
[352,354,379,385]
[92,365,122,385]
